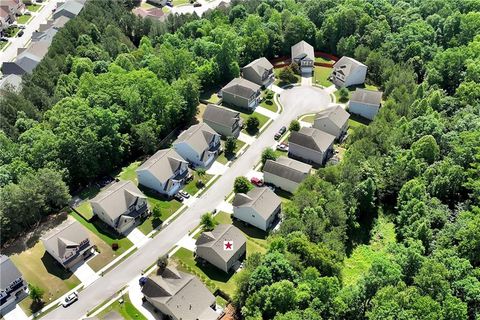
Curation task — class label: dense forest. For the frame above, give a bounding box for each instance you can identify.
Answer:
[1,0,480,318]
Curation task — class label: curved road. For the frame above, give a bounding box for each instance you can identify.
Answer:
[44,84,331,320]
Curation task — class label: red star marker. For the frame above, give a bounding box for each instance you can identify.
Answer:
[224,241,233,250]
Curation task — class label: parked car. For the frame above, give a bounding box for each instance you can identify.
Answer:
[274,126,287,140]
[173,193,184,202]
[62,292,78,307]
[179,190,190,199]
[24,11,31,15]
[276,142,288,152]
[250,177,264,187]
[0,37,8,42]
[193,2,202,7]
[18,25,25,29]
[139,277,147,286]
[18,30,24,37]
[267,185,276,192]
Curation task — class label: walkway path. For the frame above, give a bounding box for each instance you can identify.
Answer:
[71,262,100,287]
[255,106,279,119]
[127,228,149,248]
[301,74,312,86]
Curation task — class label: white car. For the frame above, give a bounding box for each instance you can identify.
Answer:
[62,292,78,307]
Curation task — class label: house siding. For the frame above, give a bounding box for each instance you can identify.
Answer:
[222,91,259,110]
[0,278,28,315]
[233,207,268,231]
[203,119,240,138]
[332,65,367,87]
[349,101,379,120]
[196,242,246,273]
[288,142,332,166]
[263,171,301,193]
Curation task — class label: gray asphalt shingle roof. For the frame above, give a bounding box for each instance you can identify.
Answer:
[315,105,350,130]
[174,123,218,156]
[289,127,335,152]
[221,77,261,98]
[0,255,22,291]
[203,104,240,128]
[242,57,273,78]
[332,56,366,78]
[291,40,314,61]
[136,149,187,184]
[195,224,246,264]
[350,88,383,106]
[232,187,281,220]
[263,156,311,183]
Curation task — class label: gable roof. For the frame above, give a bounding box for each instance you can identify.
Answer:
[0,74,22,92]
[90,180,146,221]
[350,88,383,106]
[232,187,281,220]
[0,255,22,291]
[195,224,246,263]
[289,127,335,153]
[41,218,89,261]
[174,123,218,156]
[242,57,273,78]
[133,7,165,20]
[291,40,314,61]
[56,0,83,16]
[263,156,311,183]
[203,104,240,128]
[142,266,217,320]
[315,105,350,129]
[332,56,366,77]
[221,77,261,98]
[137,149,187,184]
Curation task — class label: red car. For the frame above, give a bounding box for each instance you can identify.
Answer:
[250,177,264,187]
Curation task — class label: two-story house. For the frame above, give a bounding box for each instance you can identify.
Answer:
[330,56,367,87]
[136,149,189,197]
[241,57,274,87]
[349,88,383,120]
[173,123,221,168]
[0,255,28,315]
[41,218,94,269]
[202,104,243,138]
[90,180,149,234]
[288,127,335,166]
[291,40,315,74]
[313,105,350,140]
[221,77,261,110]
[263,156,312,193]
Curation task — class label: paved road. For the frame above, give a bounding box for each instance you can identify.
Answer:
[43,85,331,320]
[0,0,61,65]
[170,0,231,15]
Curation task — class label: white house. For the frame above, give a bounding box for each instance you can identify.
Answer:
[173,123,221,168]
[263,156,312,193]
[136,149,189,197]
[349,88,383,120]
[232,187,281,231]
[291,40,315,74]
[288,127,335,166]
[0,255,28,315]
[330,56,367,87]
[313,105,350,140]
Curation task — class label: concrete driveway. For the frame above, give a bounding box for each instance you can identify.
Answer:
[279,86,331,113]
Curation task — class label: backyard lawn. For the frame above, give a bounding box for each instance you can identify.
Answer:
[217,140,246,165]
[315,56,335,64]
[200,88,221,104]
[347,113,370,136]
[10,242,80,314]
[97,295,146,320]
[335,83,379,103]
[313,66,333,87]
[27,4,41,11]
[17,15,31,24]
[115,161,141,184]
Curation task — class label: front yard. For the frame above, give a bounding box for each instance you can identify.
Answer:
[217,140,246,165]
[239,111,270,136]
[260,90,278,113]
[313,66,333,87]
[27,4,42,12]
[183,171,214,196]
[97,294,146,320]
[17,14,31,24]
[273,67,301,86]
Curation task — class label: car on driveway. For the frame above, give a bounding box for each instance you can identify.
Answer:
[250,177,264,187]
[179,190,190,199]
[173,193,184,202]
[276,142,288,152]
[62,292,78,308]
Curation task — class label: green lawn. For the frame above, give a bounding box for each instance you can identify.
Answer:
[138,194,183,235]
[10,242,80,315]
[0,41,8,50]
[313,66,333,87]
[200,88,221,104]
[17,15,31,24]
[76,201,94,220]
[274,67,301,86]
[347,113,370,136]
[172,0,190,6]
[115,161,141,184]
[341,213,396,287]
[299,114,316,123]
[260,90,278,112]
[183,171,214,195]
[315,56,335,64]
[217,140,246,164]
[240,111,270,136]
[335,83,379,103]
[97,295,146,320]
[274,188,293,204]
[27,4,41,12]
[70,211,133,254]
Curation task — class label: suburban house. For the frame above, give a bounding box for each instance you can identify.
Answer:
[173,123,221,168]
[142,266,219,320]
[330,56,367,87]
[1,0,25,17]
[195,224,246,273]
[349,88,383,120]
[0,6,14,37]
[232,187,281,231]
[0,255,27,315]
[263,156,312,193]
[202,104,243,138]
[41,218,94,269]
[313,105,350,140]
[291,40,315,74]
[221,77,261,110]
[32,16,70,43]
[241,57,274,86]
[52,0,85,20]
[136,149,189,197]
[90,180,149,234]
[1,41,49,75]
[146,0,168,7]
[0,74,22,93]
[132,6,166,21]
[288,127,335,166]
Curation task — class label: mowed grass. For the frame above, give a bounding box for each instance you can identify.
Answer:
[217,140,246,164]
[116,161,141,184]
[341,214,396,287]
[313,66,333,87]
[335,83,379,103]
[10,242,80,313]
[299,113,316,123]
[274,67,301,86]
[347,113,370,136]
[200,88,221,104]
[239,111,270,136]
[17,15,31,24]
[183,171,214,196]
[27,4,41,11]
[315,56,335,64]
[138,195,183,235]
[97,295,146,320]
[260,90,278,113]
[172,0,190,6]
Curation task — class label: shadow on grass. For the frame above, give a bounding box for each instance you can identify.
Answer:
[232,220,268,240]
[30,300,45,313]
[349,113,372,126]
[195,259,234,283]
[40,252,74,280]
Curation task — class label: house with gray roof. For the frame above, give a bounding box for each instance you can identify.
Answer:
[1,41,49,75]
[0,6,14,37]
[132,6,166,22]
[330,56,367,87]
[90,180,149,234]
[0,74,22,93]
[0,255,27,315]
[142,266,218,320]
[263,156,312,193]
[202,104,243,138]
[291,40,315,74]
[313,105,350,140]
[221,77,261,110]
[41,218,94,269]
[288,127,335,166]
[195,224,246,273]
[136,149,189,197]
[241,57,274,86]
[53,0,84,20]
[232,187,281,231]
[349,88,383,120]
[173,123,221,168]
